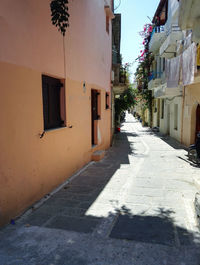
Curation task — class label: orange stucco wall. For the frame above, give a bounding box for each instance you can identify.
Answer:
[0,0,112,226]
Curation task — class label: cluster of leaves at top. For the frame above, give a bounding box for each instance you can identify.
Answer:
[50,0,69,36]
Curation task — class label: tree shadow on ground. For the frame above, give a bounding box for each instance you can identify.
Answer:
[0,125,200,264]
[109,206,200,247]
[1,205,200,265]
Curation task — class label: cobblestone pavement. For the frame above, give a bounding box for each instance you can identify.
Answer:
[0,114,200,265]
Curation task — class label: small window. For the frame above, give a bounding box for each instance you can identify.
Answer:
[106,15,109,34]
[42,75,66,130]
[105,92,109,109]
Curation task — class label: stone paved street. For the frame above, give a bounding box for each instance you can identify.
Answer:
[0,114,200,265]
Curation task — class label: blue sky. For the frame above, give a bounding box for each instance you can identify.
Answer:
[114,0,160,82]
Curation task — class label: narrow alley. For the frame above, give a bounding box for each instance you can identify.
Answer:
[0,114,200,265]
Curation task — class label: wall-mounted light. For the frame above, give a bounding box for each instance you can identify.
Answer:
[83,81,86,93]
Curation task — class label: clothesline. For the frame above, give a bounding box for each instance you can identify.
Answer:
[165,42,197,87]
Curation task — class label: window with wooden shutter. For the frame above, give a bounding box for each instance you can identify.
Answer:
[91,90,100,120]
[42,75,66,130]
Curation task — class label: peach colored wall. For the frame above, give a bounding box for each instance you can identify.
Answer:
[0,0,112,226]
[0,0,112,89]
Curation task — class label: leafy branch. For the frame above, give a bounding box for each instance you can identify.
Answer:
[115,86,137,124]
[50,0,70,36]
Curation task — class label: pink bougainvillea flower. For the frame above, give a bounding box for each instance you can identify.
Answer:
[148,27,153,33]
[140,50,143,53]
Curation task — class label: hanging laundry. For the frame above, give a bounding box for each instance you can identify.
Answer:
[183,32,192,49]
[166,55,181,88]
[182,42,197,86]
[165,59,170,81]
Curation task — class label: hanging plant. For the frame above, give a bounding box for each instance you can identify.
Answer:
[50,0,70,36]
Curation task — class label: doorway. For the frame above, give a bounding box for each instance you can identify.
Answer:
[91,89,99,146]
[195,104,200,140]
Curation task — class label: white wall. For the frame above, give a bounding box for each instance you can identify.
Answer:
[159,96,182,141]
[168,0,180,24]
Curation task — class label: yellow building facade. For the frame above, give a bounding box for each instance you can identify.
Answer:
[0,0,113,226]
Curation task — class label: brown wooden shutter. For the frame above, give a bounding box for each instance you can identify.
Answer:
[42,75,63,130]
[91,90,99,120]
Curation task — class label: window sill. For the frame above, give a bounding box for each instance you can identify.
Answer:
[44,126,68,133]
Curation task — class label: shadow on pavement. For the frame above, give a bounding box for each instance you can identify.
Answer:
[11,130,134,231]
[110,206,200,247]
[0,120,200,264]
[7,129,199,247]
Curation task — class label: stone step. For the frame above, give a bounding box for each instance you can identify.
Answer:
[92,150,105,161]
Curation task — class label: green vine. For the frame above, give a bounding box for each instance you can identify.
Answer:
[50,0,70,36]
[135,46,154,126]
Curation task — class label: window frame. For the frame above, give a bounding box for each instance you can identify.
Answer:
[42,74,66,131]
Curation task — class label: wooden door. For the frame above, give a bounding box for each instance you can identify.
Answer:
[196,104,200,139]
[91,90,99,145]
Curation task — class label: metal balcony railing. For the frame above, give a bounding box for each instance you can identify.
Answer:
[148,71,163,81]
[165,23,181,37]
[150,25,165,40]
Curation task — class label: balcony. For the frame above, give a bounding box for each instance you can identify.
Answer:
[148,69,182,97]
[112,65,128,95]
[148,71,163,90]
[149,26,166,53]
[159,24,183,58]
[154,83,182,98]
